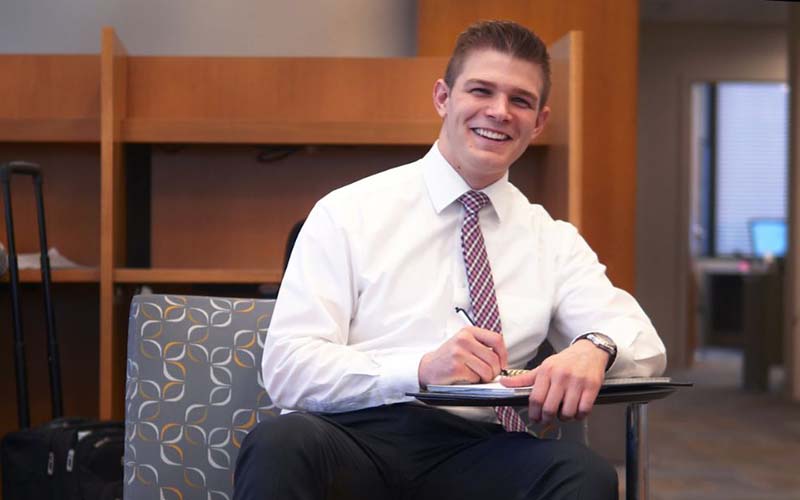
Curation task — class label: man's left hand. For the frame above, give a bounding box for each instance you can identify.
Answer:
[500,340,608,424]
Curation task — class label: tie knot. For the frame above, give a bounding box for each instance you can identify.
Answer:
[458,191,491,214]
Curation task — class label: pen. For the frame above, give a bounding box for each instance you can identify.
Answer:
[454,307,509,377]
[454,306,476,327]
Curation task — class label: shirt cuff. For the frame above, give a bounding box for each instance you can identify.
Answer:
[590,321,666,378]
[374,350,427,403]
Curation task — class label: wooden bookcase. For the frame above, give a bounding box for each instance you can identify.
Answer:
[0,28,582,423]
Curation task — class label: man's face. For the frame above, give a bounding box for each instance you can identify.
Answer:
[433,49,549,189]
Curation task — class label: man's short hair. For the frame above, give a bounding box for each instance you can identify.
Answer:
[444,20,552,109]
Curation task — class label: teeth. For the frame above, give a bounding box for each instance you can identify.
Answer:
[474,128,510,141]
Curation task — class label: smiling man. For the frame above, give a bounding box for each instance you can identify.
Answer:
[234,20,666,500]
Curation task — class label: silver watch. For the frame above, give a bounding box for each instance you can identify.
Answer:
[572,332,617,371]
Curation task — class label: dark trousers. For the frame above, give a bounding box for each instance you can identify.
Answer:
[233,403,617,500]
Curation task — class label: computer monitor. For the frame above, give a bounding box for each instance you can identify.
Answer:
[749,218,787,258]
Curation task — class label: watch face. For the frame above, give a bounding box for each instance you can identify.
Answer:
[589,333,617,354]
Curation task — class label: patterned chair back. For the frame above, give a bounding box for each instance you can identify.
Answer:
[124,294,277,500]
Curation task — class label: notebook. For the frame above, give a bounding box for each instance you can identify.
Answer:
[426,376,675,398]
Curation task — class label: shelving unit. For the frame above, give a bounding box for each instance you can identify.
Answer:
[0,54,102,434]
[113,268,281,284]
[0,27,582,422]
[0,269,100,283]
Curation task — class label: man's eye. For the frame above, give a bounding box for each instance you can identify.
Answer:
[470,88,490,95]
[512,97,533,108]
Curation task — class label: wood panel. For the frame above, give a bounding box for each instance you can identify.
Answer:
[123,119,441,145]
[126,57,446,121]
[123,57,444,144]
[0,55,99,120]
[0,269,99,283]
[0,119,98,143]
[418,0,639,291]
[114,268,281,284]
[0,55,99,142]
[99,27,128,420]
[531,32,583,226]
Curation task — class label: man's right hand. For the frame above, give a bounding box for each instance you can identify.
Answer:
[418,327,508,388]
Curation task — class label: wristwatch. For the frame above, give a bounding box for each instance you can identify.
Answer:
[571,332,617,371]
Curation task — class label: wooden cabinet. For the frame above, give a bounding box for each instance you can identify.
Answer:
[0,28,582,423]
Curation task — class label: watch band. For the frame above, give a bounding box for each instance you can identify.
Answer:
[571,332,617,371]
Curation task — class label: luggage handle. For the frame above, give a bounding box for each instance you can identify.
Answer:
[1,161,63,429]
[0,161,41,182]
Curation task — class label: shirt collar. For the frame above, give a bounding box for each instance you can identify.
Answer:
[422,141,511,222]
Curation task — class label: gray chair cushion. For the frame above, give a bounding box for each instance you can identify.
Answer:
[124,294,276,500]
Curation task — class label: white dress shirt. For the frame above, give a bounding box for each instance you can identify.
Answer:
[262,143,667,423]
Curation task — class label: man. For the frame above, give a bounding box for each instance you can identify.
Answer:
[234,20,666,500]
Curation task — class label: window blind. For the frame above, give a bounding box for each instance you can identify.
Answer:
[715,82,788,256]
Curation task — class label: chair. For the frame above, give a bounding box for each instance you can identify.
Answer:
[124,293,666,500]
[124,294,276,500]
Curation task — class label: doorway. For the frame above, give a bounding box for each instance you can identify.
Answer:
[688,80,789,392]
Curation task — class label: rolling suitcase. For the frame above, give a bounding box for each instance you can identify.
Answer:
[0,161,124,500]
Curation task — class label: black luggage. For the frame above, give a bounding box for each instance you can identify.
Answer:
[0,161,124,500]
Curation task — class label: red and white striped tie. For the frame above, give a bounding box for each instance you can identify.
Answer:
[458,190,528,433]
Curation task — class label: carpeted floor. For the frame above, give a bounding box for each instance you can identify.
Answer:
[624,349,800,500]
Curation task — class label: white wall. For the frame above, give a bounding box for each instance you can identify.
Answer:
[637,22,787,369]
[0,0,417,56]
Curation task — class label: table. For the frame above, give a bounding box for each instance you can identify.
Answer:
[694,257,783,391]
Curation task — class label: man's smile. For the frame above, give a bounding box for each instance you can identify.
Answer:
[471,127,512,141]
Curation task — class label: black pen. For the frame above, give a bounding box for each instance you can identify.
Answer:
[454,307,509,377]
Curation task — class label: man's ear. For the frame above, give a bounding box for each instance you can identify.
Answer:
[433,79,450,118]
[530,105,551,140]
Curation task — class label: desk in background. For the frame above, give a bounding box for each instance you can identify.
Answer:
[694,257,784,391]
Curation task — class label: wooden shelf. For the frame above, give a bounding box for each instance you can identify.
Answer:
[0,118,99,143]
[113,268,282,284]
[0,268,100,283]
[0,54,100,144]
[123,119,441,145]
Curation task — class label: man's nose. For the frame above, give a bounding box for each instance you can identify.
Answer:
[486,96,511,121]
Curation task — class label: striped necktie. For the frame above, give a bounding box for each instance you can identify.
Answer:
[458,190,528,433]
